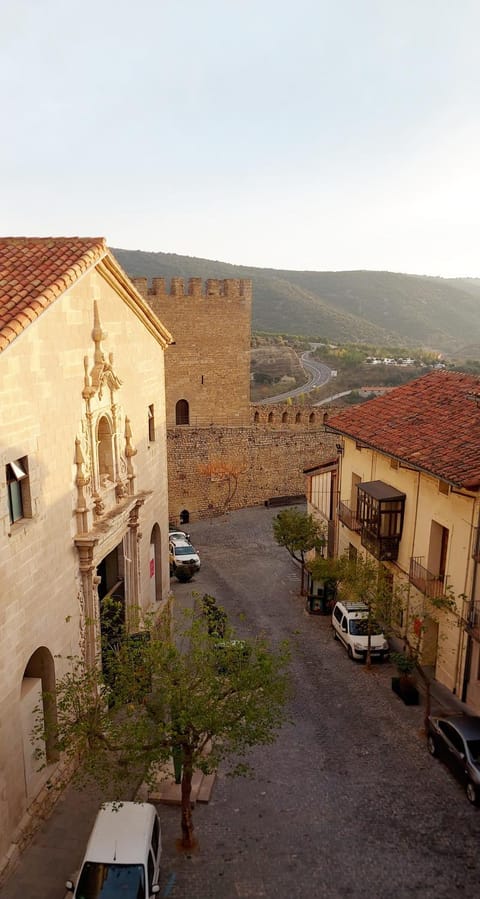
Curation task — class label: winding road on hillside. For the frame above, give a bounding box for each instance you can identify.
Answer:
[255,350,332,404]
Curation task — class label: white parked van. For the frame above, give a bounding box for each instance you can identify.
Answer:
[66,801,161,898]
[332,600,389,661]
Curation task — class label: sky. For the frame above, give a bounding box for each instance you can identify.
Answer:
[2,0,480,277]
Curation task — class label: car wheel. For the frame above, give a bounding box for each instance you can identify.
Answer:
[347,645,353,659]
[466,781,478,805]
[427,735,437,757]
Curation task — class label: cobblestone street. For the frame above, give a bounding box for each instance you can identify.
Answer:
[3,504,480,898]
[158,505,480,898]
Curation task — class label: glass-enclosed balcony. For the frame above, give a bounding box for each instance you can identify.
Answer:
[357,480,406,562]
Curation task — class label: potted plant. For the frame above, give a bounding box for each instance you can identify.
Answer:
[390,651,420,706]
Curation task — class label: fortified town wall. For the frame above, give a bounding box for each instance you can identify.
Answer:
[132,275,338,521]
[167,405,339,524]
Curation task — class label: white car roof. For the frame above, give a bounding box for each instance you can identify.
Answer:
[84,802,158,864]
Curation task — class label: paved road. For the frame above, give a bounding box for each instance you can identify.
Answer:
[256,352,332,404]
[3,506,480,898]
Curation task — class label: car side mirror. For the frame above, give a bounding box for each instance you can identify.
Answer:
[341,624,347,632]
[65,881,74,892]
[151,887,160,896]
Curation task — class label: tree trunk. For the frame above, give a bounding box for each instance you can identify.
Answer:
[180,750,195,848]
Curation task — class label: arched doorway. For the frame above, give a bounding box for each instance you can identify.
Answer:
[21,647,58,798]
[97,545,126,677]
[176,399,190,425]
[149,524,162,604]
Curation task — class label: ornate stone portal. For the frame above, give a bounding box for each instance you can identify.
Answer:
[73,302,143,666]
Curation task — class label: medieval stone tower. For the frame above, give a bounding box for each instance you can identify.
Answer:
[132,276,252,428]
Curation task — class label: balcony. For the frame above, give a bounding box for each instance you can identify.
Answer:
[338,500,361,532]
[409,557,447,599]
[361,529,401,562]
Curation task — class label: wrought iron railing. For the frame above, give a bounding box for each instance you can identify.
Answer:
[409,557,447,599]
[338,500,361,532]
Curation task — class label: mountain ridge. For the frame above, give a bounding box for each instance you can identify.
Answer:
[112,247,480,353]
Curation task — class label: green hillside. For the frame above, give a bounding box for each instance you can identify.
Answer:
[112,248,480,353]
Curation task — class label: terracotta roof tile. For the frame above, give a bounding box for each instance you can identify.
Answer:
[0,237,107,351]
[327,370,480,489]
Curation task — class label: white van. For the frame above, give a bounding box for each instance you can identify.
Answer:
[66,802,161,898]
[332,600,389,661]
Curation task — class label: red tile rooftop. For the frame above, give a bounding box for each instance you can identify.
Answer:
[0,237,107,351]
[327,370,480,489]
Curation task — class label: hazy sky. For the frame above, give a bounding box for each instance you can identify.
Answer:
[3,0,480,276]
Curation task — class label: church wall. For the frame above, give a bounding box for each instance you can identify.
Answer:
[0,266,170,871]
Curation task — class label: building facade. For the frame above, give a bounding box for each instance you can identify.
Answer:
[0,238,173,871]
[321,371,480,709]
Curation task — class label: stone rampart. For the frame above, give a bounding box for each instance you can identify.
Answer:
[251,402,330,429]
[167,418,338,524]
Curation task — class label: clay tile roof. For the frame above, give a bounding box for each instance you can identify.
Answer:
[326,370,480,489]
[0,237,107,351]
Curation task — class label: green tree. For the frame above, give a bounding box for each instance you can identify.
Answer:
[273,508,326,595]
[35,603,290,849]
[309,551,398,668]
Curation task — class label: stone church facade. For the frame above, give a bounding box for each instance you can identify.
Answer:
[0,239,173,874]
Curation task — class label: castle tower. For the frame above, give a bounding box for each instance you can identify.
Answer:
[132,277,252,428]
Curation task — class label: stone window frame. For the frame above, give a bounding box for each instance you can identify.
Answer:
[6,456,32,524]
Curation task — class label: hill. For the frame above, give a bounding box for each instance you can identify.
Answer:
[112,248,480,353]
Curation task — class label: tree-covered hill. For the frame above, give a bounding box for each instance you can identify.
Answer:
[112,247,480,353]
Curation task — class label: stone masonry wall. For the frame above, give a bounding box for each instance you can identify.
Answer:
[167,403,339,524]
[132,277,252,428]
[131,272,340,522]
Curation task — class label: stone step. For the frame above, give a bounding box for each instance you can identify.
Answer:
[147,766,216,806]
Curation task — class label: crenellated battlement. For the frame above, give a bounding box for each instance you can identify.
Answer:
[132,276,252,301]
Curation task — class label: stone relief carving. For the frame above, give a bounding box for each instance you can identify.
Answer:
[74,301,136,535]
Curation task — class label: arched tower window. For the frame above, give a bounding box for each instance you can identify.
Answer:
[309,412,315,423]
[254,411,260,423]
[295,412,302,423]
[282,411,288,423]
[268,412,274,423]
[97,415,114,480]
[176,399,190,426]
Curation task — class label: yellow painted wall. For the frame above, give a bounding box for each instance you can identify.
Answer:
[336,438,479,701]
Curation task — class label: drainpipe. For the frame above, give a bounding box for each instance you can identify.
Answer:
[405,471,421,638]
[461,501,480,702]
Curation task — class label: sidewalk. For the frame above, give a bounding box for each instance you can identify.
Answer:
[0,745,216,898]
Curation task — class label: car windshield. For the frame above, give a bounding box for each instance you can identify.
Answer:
[75,862,145,899]
[349,618,383,636]
[175,545,195,556]
[467,739,480,763]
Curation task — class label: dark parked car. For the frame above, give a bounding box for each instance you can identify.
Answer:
[427,714,480,804]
